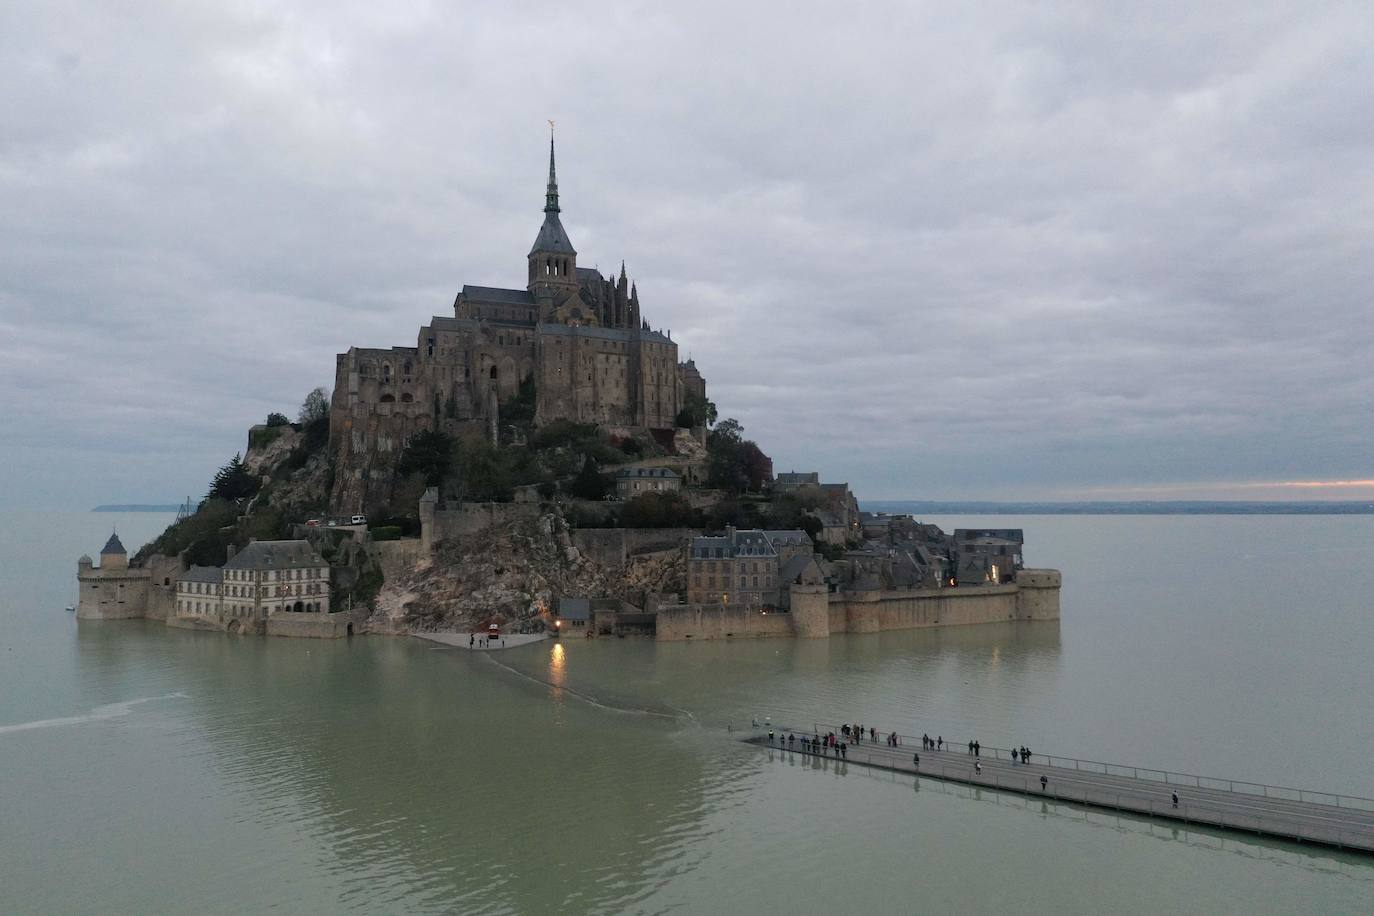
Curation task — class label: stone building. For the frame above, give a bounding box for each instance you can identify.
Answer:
[329,135,707,512]
[76,533,150,620]
[686,527,816,609]
[223,540,332,620]
[773,471,819,492]
[615,466,682,499]
[176,566,224,620]
[174,541,331,627]
[953,529,1024,585]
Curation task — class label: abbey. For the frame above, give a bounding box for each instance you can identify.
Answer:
[329,137,707,512]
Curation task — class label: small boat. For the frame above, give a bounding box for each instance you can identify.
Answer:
[64,605,75,612]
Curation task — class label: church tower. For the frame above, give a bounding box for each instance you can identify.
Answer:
[527,131,578,318]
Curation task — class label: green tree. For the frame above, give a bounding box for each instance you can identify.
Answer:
[299,386,330,425]
[397,429,456,487]
[455,436,514,501]
[207,453,259,502]
[568,455,610,500]
[675,392,717,429]
[621,492,697,528]
[265,412,290,427]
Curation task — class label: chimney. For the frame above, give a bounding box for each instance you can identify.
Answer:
[226,543,237,563]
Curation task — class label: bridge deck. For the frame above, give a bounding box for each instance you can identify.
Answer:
[745,733,1374,854]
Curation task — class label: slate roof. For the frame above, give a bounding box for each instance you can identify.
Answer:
[538,323,672,344]
[616,467,680,480]
[690,529,777,558]
[576,267,603,282]
[179,565,223,584]
[778,554,821,584]
[224,540,327,571]
[459,285,535,305]
[763,529,811,549]
[529,212,577,256]
[558,597,591,621]
[101,532,126,555]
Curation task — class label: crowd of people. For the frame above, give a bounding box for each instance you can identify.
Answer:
[764,723,1046,785]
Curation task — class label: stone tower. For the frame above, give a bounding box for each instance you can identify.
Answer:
[527,131,578,319]
[100,531,128,570]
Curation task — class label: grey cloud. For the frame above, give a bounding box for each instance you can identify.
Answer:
[3,1,1373,508]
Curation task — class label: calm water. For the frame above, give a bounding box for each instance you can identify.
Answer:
[2,511,1373,914]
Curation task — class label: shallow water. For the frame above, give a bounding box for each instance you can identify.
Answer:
[2,511,1372,914]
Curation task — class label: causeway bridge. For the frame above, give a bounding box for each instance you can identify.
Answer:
[745,726,1374,854]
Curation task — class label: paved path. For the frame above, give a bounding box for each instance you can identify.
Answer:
[412,631,548,651]
[746,732,1374,854]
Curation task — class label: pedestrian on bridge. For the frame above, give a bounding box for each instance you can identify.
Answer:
[1172,791,1179,809]
[1040,775,1047,792]
[974,741,981,758]
[937,736,943,750]
[913,752,920,768]
[840,743,847,760]
[975,761,982,776]
[1011,748,1019,764]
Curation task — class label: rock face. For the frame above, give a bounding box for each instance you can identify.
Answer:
[372,509,685,633]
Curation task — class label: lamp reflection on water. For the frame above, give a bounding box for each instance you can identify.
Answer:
[548,642,567,696]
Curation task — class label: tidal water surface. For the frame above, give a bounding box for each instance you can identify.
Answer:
[2,511,1372,914]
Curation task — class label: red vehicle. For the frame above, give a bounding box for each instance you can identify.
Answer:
[487,622,500,641]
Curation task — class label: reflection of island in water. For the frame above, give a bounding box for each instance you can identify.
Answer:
[75,625,731,913]
[490,619,1064,734]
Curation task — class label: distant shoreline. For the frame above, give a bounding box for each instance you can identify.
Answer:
[91,505,181,513]
[864,500,1374,516]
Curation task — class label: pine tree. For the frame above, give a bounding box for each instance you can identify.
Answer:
[207,453,259,502]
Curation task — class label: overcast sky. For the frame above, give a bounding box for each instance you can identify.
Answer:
[3,1,1373,509]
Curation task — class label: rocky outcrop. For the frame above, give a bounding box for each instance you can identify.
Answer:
[372,509,685,633]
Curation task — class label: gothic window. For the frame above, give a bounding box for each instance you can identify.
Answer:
[400,393,413,403]
[382,363,392,383]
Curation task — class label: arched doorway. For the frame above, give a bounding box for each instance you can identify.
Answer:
[346,623,354,636]
[293,600,303,613]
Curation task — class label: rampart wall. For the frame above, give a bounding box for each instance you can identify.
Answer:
[656,572,1060,641]
[421,501,541,552]
[655,604,795,641]
[266,612,352,639]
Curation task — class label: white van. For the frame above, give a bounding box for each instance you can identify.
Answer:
[350,515,367,526]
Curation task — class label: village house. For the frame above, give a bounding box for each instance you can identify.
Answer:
[686,527,817,609]
[615,466,682,499]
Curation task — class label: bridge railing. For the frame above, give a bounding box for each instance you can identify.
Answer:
[772,723,1374,813]
[762,742,1374,851]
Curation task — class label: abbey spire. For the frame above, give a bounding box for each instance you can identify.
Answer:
[544,132,560,213]
[528,126,578,306]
